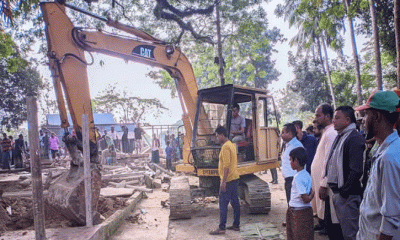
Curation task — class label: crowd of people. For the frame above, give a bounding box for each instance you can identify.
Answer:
[151,131,183,170]
[96,124,142,156]
[38,130,61,161]
[97,123,183,168]
[209,90,400,240]
[0,133,27,170]
[280,90,400,240]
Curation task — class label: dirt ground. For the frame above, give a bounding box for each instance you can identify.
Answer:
[0,195,128,233]
[112,169,330,240]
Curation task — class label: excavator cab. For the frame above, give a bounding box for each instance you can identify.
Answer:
[191,84,280,172]
[189,84,281,214]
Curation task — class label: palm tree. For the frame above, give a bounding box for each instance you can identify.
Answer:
[343,0,363,105]
[369,0,383,90]
[278,0,339,107]
[394,0,400,88]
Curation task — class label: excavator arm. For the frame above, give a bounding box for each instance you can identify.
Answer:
[41,2,200,165]
[40,1,205,224]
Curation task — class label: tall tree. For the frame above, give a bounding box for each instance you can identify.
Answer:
[286,51,331,112]
[322,34,337,108]
[369,0,383,89]
[395,0,400,88]
[0,57,41,129]
[0,30,41,129]
[147,2,284,92]
[275,0,345,107]
[215,1,224,86]
[343,0,363,105]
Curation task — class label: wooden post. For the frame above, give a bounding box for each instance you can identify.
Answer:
[216,1,225,86]
[82,114,93,227]
[27,96,46,240]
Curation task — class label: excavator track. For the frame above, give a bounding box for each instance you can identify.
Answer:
[240,174,271,214]
[169,176,192,220]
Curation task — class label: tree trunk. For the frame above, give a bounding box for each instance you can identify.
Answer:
[344,0,363,105]
[316,37,327,75]
[369,0,383,90]
[312,45,317,63]
[322,35,337,109]
[316,37,330,98]
[216,1,224,86]
[395,0,400,88]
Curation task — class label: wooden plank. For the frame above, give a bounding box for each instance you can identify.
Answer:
[83,114,93,227]
[27,96,46,240]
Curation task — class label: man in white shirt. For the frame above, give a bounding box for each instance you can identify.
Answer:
[311,103,341,239]
[281,123,304,204]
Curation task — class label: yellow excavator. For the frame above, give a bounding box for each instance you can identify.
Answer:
[41,1,281,224]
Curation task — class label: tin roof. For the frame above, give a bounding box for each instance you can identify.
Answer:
[46,113,116,126]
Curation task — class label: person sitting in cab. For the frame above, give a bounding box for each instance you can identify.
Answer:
[230,103,245,143]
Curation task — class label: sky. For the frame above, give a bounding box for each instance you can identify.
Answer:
[37,0,368,126]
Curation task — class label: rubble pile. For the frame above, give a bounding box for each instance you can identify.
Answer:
[0,152,176,233]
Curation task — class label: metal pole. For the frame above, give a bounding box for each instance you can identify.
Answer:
[27,96,46,240]
[83,114,93,227]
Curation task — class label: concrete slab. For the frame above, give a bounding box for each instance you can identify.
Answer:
[0,175,21,183]
[100,187,135,197]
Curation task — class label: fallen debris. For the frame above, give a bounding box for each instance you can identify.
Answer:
[148,163,174,177]
[125,185,153,193]
[100,187,135,198]
[0,147,175,234]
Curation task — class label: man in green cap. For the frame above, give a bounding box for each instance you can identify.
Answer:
[355,90,400,240]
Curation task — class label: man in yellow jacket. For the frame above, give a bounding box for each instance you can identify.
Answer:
[210,126,240,235]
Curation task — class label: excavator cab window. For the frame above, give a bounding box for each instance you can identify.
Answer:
[191,85,259,169]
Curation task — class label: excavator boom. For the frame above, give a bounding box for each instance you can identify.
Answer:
[41,1,203,224]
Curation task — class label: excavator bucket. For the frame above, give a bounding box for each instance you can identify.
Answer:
[45,136,101,225]
[46,165,101,225]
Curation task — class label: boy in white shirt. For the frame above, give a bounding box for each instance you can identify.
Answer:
[287,147,315,240]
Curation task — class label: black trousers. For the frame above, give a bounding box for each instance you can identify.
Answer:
[270,168,278,182]
[284,177,294,204]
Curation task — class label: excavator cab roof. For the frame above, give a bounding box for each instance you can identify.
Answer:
[198,84,269,104]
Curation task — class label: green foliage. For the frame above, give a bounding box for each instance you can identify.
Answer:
[0,33,28,72]
[357,0,396,59]
[147,2,283,93]
[360,41,398,89]
[275,87,315,129]
[286,51,331,112]
[0,30,41,129]
[0,57,41,129]
[276,0,345,54]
